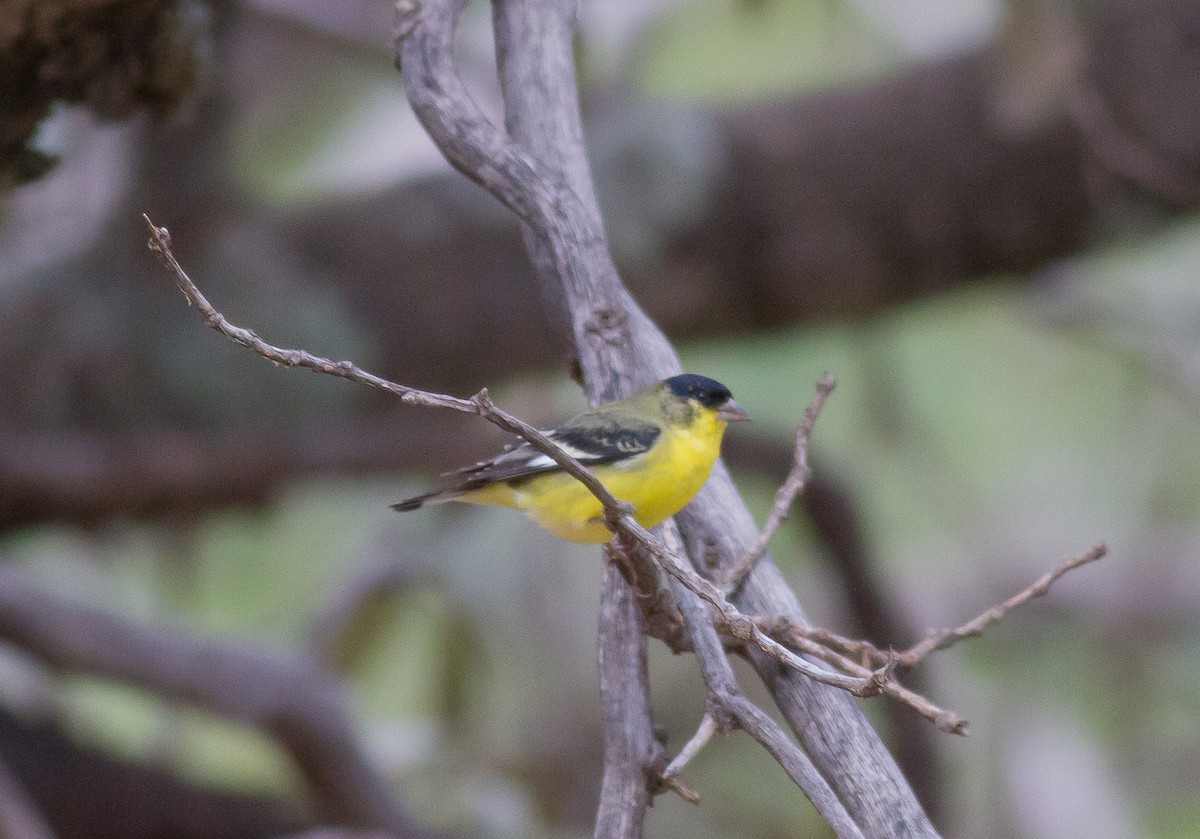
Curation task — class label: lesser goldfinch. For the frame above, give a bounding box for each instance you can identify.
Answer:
[392,374,749,543]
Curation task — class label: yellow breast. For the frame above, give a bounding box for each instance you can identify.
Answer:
[485,411,727,543]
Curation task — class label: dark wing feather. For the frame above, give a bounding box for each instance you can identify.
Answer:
[393,415,661,512]
[448,417,660,487]
[553,421,660,460]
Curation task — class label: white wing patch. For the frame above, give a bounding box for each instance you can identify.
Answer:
[520,453,556,470]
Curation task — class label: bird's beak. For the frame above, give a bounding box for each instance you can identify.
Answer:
[717,400,751,422]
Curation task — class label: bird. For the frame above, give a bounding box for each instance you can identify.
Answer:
[392,374,750,543]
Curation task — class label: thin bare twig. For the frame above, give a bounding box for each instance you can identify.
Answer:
[145,215,884,701]
[661,527,866,839]
[897,542,1108,666]
[144,217,476,415]
[660,714,717,786]
[756,543,1109,733]
[758,617,967,735]
[724,373,836,595]
[774,542,1109,671]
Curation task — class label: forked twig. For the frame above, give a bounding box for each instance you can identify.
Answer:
[756,543,1109,733]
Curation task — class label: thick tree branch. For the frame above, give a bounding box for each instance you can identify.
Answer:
[0,753,56,839]
[593,564,660,839]
[0,707,303,839]
[0,564,430,837]
[658,525,865,839]
[396,1,938,835]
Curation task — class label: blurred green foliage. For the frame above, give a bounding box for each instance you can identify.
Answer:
[6,0,1200,836]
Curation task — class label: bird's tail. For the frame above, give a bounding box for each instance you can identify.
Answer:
[391,488,461,512]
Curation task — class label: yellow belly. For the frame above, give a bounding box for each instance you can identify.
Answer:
[464,415,725,543]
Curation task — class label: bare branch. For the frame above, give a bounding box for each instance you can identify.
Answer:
[897,542,1108,666]
[0,753,57,839]
[144,216,476,415]
[391,0,550,228]
[757,544,1109,734]
[594,563,661,839]
[658,713,717,788]
[0,564,431,837]
[659,526,867,839]
[757,617,968,736]
[724,373,837,595]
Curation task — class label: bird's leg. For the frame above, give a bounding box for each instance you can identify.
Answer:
[604,538,645,595]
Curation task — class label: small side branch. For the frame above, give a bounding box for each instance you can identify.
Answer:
[756,543,1109,734]
[724,374,836,595]
[757,617,967,735]
[658,713,716,793]
[897,542,1108,666]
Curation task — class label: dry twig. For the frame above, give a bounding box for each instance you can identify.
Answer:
[899,542,1108,666]
[724,373,836,595]
[659,713,717,788]
[144,215,883,700]
[757,543,1109,733]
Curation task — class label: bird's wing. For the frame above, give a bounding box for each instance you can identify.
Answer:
[445,417,662,488]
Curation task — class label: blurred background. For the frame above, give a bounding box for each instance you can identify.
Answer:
[2,0,1200,837]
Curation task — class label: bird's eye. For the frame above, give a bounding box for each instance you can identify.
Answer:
[665,374,732,408]
[695,389,729,408]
